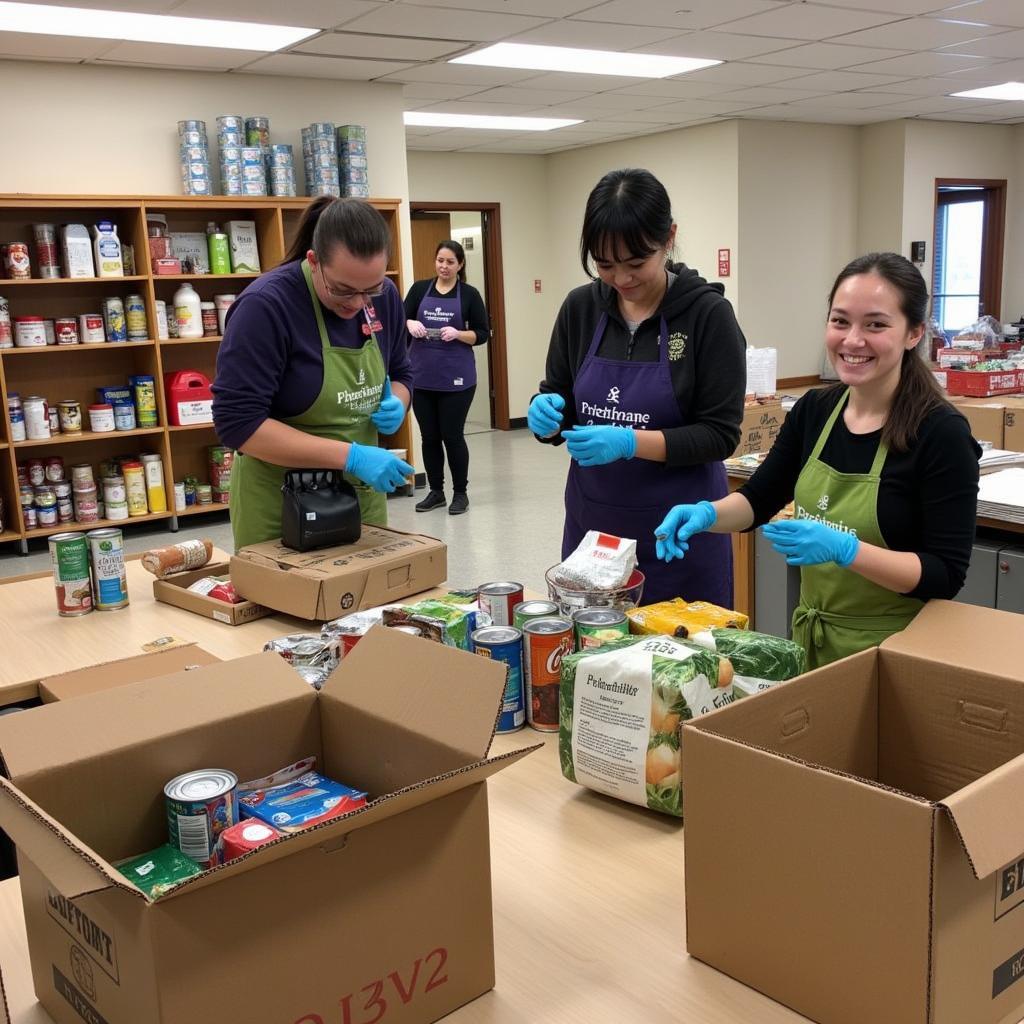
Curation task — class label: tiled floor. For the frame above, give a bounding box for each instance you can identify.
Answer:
[1,429,572,595]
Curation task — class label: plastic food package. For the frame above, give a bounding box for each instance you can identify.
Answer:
[626,597,748,637]
[550,531,637,591]
[677,627,806,697]
[116,844,202,897]
[381,599,489,650]
[952,317,1001,350]
[239,770,367,832]
[559,634,734,817]
[185,575,241,604]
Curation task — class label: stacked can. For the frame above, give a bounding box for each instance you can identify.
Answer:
[240,146,268,197]
[303,122,340,197]
[269,144,297,197]
[217,114,245,196]
[337,124,370,198]
[178,120,212,196]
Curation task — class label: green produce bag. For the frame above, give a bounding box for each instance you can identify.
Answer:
[682,628,806,698]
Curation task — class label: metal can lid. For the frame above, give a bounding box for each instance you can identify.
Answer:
[479,581,524,596]
[572,608,627,626]
[472,626,522,644]
[165,768,237,802]
[89,403,113,412]
[48,531,86,543]
[523,617,573,634]
[513,600,558,616]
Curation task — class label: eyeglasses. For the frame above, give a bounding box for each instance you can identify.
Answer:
[317,262,385,302]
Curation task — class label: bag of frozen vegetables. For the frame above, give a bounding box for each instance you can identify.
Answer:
[559,634,734,817]
[680,628,806,697]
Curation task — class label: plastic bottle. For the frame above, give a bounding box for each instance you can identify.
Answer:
[91,220,124,278]
[173,282,203,339]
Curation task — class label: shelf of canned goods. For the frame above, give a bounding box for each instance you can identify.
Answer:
[0,193,409,553]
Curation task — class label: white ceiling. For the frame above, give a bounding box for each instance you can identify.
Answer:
[4,0,1024,153]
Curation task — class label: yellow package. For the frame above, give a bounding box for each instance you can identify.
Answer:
[626,597,749,637]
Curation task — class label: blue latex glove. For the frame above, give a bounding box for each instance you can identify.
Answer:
[345,442,413,493]
[560,425,636,467]
[653,501,718,562]
[528,393,565,438]
[761,519,859,567]
[370,377,405,436]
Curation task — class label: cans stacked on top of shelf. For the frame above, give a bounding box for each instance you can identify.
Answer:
[337,124,369,199]
[268,144,297,197]
[178,120,212,196]
[245,116,271,197]
[216,114,245,197]
[302,122,340,197]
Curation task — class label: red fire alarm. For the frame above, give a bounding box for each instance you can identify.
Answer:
[534,279,542,293]
[718,248,731,277]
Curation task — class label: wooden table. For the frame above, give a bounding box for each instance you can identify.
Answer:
[0,729,811,1024]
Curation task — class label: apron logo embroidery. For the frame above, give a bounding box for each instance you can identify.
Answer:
[817,494,830,512]
[668,332,687,361]
[357,369,366,385]
[795,503,858,538]
[607,386,620,405]
[580,399,651,427]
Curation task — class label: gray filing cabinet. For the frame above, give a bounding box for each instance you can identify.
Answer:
[753,529,801,638]
[996,545,1024,614]
[954,541,1024,613]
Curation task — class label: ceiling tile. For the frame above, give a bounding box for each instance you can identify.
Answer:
[413,98,551,115]
[786,69,917,89]
[92,41,264,68]
[869,74,978,94]
[507,20,684,49]
[787,90,919,108]
[168,0,377,28]
[236,52,414,78]
[25,0,178,9]
[405,124,454,135]
[337,3,548,42]
[832,17,1007,50]
[568,0,788,31]
[401,81,490,100]
[938,28,1024,58]
[292,32,468,60]
[715,84,832,102]
[602,79,727,99]
[937,56,1024,79]
[808,0,951,12]
[740,104,905,122]
[678,61,819,85]
[937,0,1024,28]
[399,0,596,16]
[645,96,769,115]
[939,99,1024,117]
[918,108,1013,120]
[848,50,997,75]
[0,31,113,60]
[715,4,900,39]
[468,85,597,105]
[870,93,993,112]
[630,30,806,60]
[500,70,664,91]
[375,63,541,85]
[750,41,913,68]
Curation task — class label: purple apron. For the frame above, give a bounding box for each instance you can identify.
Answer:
[562,312,732,607]
[410,280,475,392]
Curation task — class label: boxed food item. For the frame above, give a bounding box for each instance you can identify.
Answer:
[169,232,210,275]
[225,219,260,273]
[732,399,787,457]
[683,600,1024,1024]
[0,627,536,1024]
[231,526,447,621]
[152,561,273,626]
[949,397,1006,447]
[945,367,1024,398]
[1002,396,1024,453]
[627,597,749,636]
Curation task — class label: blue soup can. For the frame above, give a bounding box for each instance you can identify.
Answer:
[472,625,525,733]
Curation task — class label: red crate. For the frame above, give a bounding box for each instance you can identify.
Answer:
[944,368,1024,397]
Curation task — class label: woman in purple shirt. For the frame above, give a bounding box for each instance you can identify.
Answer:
[213,197,414,548]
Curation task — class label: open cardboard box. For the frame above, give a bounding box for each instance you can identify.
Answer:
[231,526,447,621]
[152,560,273,626]
[38,642,221,702]
[732,400,787,458]
[0,628,535,1024]
[683,600,1024,1024]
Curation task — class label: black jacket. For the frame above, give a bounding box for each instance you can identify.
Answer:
[538,263,746,466]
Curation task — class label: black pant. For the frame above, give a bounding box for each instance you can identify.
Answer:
[413,386,476,492]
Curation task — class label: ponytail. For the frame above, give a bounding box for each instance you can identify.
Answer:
[284,197,391,264]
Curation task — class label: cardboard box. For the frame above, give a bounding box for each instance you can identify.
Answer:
[0,628,534,1024]
[950,397,1006,447]
[683,600,1024,1024]
[1003,396,1024,453]
[39,643,221,702]
[945,367,1024,397]
[231,526,447,621]
[152,561,273,625]
[732,400,787,457]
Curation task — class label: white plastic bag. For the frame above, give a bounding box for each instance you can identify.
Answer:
[551,530,636,590]
[745,347,777,398]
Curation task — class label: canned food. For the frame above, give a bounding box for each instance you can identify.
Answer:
[72,482,98,523]
[4,242,30,279]
[7,391,25,441]
[572,608,629,651]
[523,617,573,732]
[44,456,64,482]
[54,317,78,345]
[70,463,93,484]
[34,484,56,508]
[164,768,238,870]
[22,505,36,529]
[102,297,126,342]
[173,480,186,511]
[123,461,147,515]
[472,625,525,733]
[196,483,213,505]
[89,403,115,432]
[86,527,128,609]
[114,402,137,431]
[78,312,105,343]
[14,316,46,348]
[26,459,45,486]
[478,581,524,627]
[32,224,61,278]
[513,599,560,632]
[0,295,11,347]
[127,374,157,428]
[37,502,58,527]
[213,294,236,334]
[125,293,148,340]
[47,531,94,614]
[23,395,50,439]
[43,319,55,346]
[48,406,60,434]
[57,400,82,434]
[200,302,218,336]
[140,453,167,512]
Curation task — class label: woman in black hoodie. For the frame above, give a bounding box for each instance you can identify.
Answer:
[528,168,746,606]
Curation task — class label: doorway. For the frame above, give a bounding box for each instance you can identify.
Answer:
[410,202,510,430]
[932,178,1006,332]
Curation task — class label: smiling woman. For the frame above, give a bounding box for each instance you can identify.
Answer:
[212,196,414,549]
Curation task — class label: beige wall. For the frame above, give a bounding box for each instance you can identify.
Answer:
[449,211,491,428]
[0,59,413,283]
[407,151,553,419]
[857,121,906,256]
[737,120,860,378]
[1009,125,1024,323]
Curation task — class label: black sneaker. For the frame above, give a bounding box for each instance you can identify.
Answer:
[415,489,446,512]
[449,492,469,515]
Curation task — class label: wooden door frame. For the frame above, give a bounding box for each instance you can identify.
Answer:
[410,201,510,430]
[934,177,1006,321]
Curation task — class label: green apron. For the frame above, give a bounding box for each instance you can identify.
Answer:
[790,390,922,670]
[230,259,387,549]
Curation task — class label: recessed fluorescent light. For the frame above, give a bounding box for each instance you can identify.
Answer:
[0,1,317,50]
[951,81,1024,101]
[451,42,720,79]
[404,111,582,131]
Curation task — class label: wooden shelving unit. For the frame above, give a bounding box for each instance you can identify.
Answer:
[0,193,409,551]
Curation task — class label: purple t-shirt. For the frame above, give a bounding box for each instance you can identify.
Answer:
[212,260,413,450]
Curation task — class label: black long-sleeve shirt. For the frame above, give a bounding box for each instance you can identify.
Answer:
[537,263,746,466]
[403,278,490,345]
[740,386,981,601]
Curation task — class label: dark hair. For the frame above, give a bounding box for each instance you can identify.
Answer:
[284,196,391,264]
[827,251,948,453]
[580,168,674,278]
[436,239,467,283]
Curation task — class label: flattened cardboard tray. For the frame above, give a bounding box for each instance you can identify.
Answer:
[152,560,273,625]
[230,525,448,621]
